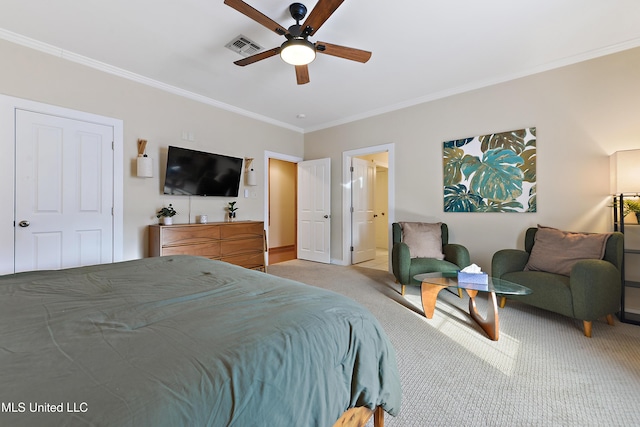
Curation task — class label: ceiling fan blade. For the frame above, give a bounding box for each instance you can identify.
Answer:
[302,0,344,36]
[316,42,372,63]
[234,47,281,66]
[295,65,310,85]
[224,0,288,36]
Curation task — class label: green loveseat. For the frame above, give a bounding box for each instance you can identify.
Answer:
[392,222,470,295]
[492,227,623,337]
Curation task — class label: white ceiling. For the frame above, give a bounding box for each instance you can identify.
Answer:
[1,0,640,133]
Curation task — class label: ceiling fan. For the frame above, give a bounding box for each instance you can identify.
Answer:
[224,0,372,85]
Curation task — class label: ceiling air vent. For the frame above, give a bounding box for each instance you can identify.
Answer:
[225,35,263,58]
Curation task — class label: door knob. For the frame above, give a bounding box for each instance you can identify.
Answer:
[18,220,30,228]
[324,215,329,219]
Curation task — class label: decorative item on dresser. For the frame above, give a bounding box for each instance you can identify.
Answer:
[227,201,238,222]
[156,204,177,225]
[149,221,266,271]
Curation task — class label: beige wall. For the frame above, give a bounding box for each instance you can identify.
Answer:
[0,39,303,261]
[304,47,640,270]
[3,36,640,270]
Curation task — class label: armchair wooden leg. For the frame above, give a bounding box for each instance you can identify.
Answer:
[606,314,615,326]
[394,279,406,296]
[583,320,592,338]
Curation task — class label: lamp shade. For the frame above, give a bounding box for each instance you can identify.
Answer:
[244,157,257,186]
[246,168,257,186]
[610,149,640,194]
[280,38,316,66]
[137,155,153,178]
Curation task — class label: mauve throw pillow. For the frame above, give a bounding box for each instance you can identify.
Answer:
[524,225,611,276]
[400,222,445,259]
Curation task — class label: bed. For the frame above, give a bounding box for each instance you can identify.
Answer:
[0,255,401,426]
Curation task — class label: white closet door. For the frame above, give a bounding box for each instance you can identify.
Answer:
[14,109,114,272]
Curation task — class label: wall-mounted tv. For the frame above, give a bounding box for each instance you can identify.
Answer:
[163,146,243,197]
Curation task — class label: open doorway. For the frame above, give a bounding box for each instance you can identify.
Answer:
[352,152,389,270]
[268,158,297,264]
[264,151,302,266]
[264,151,332,266]
[342,143,395,270]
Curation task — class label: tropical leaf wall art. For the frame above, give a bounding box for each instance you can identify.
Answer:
[443,128,536,212]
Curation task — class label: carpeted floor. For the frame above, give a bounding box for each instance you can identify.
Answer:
[267,260,640,427]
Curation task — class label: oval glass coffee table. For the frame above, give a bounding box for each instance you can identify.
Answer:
[414,272,532,341]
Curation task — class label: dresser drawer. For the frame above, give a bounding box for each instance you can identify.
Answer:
[221,252,265,269]
[162,225,221,246]
[220,222,264,240]
[221,237,263,256]
[161,242,221,258]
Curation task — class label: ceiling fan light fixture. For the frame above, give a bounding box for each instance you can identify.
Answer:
[280,38,316,66]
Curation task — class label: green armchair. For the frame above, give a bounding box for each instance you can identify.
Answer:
[392,222,471,295]
[492,227,623,337]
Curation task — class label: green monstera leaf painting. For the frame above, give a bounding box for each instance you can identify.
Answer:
[443,128,536,213]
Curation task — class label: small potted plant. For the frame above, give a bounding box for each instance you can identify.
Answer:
[227,201,238,222]
[624,198,640,223]
[157,204,177,225]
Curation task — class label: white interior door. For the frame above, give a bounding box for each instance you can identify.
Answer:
[14,109,114,272]
[351,157,376,264]
[297,158,331,263]
[374,167,389,249]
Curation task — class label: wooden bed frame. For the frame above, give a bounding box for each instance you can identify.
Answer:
[334,406,384,427]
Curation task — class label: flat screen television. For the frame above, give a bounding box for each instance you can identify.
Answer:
[163,146,242,197]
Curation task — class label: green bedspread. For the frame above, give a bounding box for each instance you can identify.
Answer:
[0,255,401,426]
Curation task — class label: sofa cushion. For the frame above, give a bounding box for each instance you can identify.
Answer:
[400,222,444,259]
[503,271,574,317]
[524,225,611,276]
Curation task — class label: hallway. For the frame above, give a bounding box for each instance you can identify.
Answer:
[269,247,390,271]
[268,246,296,265]
[354,248,389,271]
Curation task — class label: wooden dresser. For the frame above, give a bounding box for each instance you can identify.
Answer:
[149,221,265,271]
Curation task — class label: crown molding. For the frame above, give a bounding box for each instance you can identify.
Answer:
[0,29,303,134]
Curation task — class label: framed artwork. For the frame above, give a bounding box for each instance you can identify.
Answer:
[443,127,536,212]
